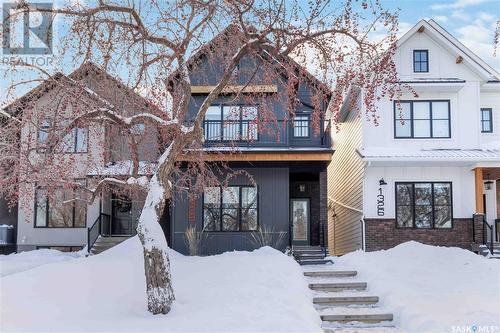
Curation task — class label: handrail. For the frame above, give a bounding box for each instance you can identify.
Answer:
[321,222,327,257]
[87,215,101,252]
[483,216,494,256]
[496,219,500,242]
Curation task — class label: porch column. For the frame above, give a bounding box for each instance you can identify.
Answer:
[474,167,484,214]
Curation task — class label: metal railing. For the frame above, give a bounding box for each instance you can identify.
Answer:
[496,219,500,242]
[483,216,494,256]
[203,119,332,148]
[87,213,111,252]
[320,222,327,257]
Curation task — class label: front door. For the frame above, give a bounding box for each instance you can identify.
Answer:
[291,199,310,245]
[111,195,134,236]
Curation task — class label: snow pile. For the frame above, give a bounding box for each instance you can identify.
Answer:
[333,241,500,333]
[0,249,81,277]
[0,237,321,332]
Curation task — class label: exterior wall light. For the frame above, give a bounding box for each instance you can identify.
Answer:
[299,184,306,192]
[484,174,494,190]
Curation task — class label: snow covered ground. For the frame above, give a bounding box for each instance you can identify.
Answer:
[0,237,321,333]
[0,249,82,277]
[332,241,500,333]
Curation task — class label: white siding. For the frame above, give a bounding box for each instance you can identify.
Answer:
[328,95,364,255]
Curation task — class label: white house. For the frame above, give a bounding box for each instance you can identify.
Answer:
[328,19,500,255]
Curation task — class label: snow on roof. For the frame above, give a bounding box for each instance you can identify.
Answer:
[399,78,466,83]
[88,160,157,176]
[359,147,500,162]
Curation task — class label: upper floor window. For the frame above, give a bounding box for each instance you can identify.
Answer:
[37,120,88,153]
[203,186,258,231]
[396,182,452,229]
[204,105,258,142]
[293,114,310,138]
[413,50,429,73]
[35,180,87,228]
[481,108,493,133]
[394,100,450,139]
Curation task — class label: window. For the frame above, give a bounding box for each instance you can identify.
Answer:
[395,182,452,229]
[394,100,450,138]
[37,119,88,153]
[413,50,429,72]
[481,108,493,133]
[203,186,258,231]
[203,105,258,142]
[34,180,87,228]
[293,115,310,138]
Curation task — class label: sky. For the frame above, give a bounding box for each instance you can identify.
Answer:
[1,0,499,105]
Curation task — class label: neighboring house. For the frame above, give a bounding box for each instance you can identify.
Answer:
[328,19,500,255]
[4,62,161,252]
[4,33,333,254]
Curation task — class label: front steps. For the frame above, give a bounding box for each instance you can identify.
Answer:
[303,267,396,332]
[292,246,333,265]
[90,236,130,255]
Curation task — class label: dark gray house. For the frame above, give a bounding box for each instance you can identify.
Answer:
[164,32,333,255]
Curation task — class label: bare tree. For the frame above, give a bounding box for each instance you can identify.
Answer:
[0,0,401,315]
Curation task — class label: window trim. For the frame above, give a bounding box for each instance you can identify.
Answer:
[395,181,454,229]
[413,50,429,73]
[204,104,259,142]
[292,113,311,138]
[34,180,88,229]
[202,185,259,232]
[480,108,493,133]
[393,100,451,139]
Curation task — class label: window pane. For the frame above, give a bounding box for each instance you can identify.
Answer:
[415,205,432,228]
[481,110,491,121]
[203,187,221,231]
[420,51,427,61]
[415,183,432,205]
[241,187,257,208]
[396,184,413,205]
[396,206,413,227]
[38,120,50,146]
[35,188,47,227]
[432,102,449,119]
[434,206,452,228]
[413,120,431,137]
[222,208,238,231]
[395,119,411,137]
[242,106,257,120]
[482,121,492,132]
[294,115,309,137]
[75,128,88,153]
[413,102,430,119]
[420,62,428,72]
[432,120,450,137]
[241,209,258,231]
[222,187,239,207]
[223,121,240,140]
[223,106,240,120]
[205,106,221,120]
[414,51,421,61]
[48,188,74,227]
[434,183,451,205]
[395,103,411,119]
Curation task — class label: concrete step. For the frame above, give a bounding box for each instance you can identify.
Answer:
[314,296,379,306]
[296,254,326,260]
[321,313,393,324]
[304,270,357,278]
[309,282,367,291]
[299,259,334,266]
[96,236,130,243]
[323,325,400,333]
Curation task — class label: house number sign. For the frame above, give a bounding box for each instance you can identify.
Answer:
[377,188,385,216]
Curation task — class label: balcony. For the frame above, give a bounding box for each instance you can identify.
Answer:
[202,119,332,149]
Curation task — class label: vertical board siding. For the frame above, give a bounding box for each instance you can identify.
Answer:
[327,102,364,255]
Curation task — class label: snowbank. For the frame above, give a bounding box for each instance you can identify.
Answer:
[0,249,81,277]
[333,241,500,333]
[0,237,321,332]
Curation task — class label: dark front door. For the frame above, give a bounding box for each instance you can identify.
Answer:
[291,198,310,245]
[111,195,135,236]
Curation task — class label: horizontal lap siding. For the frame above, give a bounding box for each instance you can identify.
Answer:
[328,103,364,255]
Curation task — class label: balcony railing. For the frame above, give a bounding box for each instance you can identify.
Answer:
[203,119,332,148]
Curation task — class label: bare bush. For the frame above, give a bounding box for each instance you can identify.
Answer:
[250,225,287,250]
[184,225,206,256]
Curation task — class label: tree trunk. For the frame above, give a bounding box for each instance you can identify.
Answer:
[136,175,175,314]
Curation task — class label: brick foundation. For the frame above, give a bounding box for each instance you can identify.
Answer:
[364,218,474,251]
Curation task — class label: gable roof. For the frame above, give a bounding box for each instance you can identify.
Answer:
[167,25,332,97]
[3,62,158,116]
[397,19,499,81]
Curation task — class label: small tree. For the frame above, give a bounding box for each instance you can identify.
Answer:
[1,0,402,314]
